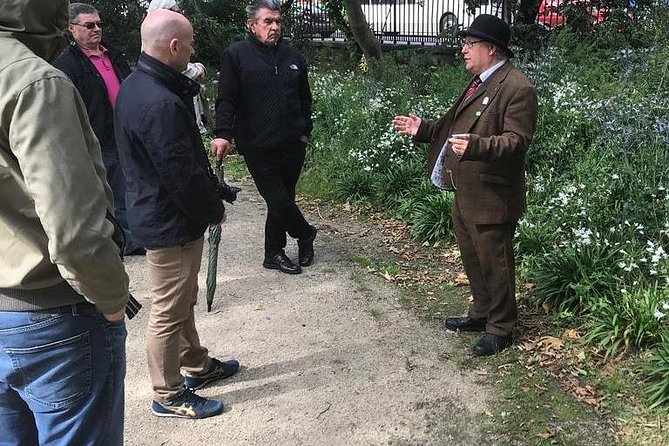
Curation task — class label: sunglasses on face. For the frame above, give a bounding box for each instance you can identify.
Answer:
[71,21,103,30]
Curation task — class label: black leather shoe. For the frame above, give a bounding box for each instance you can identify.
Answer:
[263,253,302,274]
[444,317,486,332]
[298,226,317,267]
[472,333,513,356]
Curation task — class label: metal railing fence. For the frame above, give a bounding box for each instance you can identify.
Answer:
[284,0,610,46]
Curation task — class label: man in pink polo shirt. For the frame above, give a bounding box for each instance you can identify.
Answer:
[55,3,143,256]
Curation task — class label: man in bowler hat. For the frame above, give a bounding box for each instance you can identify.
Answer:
[392,15,538,356]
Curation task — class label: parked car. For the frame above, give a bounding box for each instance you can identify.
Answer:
[358,0,507,37]
[288,0,336,38]
[535,0,606,30]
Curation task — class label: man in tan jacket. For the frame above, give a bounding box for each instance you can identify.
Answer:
[393,15,538,356]
[0,0,131,443]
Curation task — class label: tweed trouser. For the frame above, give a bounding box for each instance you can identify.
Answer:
[452,203,518,336]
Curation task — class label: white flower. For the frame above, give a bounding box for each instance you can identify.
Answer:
[654,310,666,320]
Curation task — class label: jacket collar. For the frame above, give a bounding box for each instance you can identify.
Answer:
[457,63,514,112]
[453,62,514,128]
[136,52,200,99]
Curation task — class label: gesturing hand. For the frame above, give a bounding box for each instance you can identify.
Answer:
[391,113,421,137]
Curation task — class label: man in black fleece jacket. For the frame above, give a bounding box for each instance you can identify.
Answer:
[212,0,317,275]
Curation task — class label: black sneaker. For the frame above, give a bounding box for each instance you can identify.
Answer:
[183,358,240,391]
[151,389,223,419]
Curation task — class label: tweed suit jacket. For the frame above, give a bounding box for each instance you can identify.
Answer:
[415,62,538,224]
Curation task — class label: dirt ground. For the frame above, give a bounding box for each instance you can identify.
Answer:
[122,178,494,445]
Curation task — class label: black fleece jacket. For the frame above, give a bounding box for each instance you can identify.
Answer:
[214,35,312,154]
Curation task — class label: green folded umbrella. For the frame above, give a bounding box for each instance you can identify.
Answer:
[205,159,241,312]
[206,223,221,312]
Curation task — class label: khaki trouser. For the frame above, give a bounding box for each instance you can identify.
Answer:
[146,237,211,402]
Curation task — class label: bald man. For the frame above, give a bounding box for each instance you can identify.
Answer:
[114,10,239,420]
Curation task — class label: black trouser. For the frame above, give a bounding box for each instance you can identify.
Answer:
[244,142,312,257]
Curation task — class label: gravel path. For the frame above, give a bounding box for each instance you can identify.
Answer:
[122,178,492,445]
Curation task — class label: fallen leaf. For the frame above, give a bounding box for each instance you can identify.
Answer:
[537,336,564,356]
[565,329,581,339]
[455,273,469,285]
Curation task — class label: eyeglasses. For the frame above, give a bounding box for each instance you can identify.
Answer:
[461,39,484,49]
[70,21,103,30]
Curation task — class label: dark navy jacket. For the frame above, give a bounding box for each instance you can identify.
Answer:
[54,43,131,154]
[114,53,225,248]
[214,35,312,154]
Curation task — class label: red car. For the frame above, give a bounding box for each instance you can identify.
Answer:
[536,0,606,30]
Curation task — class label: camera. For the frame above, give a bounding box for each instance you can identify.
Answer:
[217,179,242,204]
[213,161,241,204]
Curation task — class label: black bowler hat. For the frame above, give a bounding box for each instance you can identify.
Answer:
[458,14,513,58]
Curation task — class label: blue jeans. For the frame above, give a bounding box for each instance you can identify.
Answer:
[0,303,127,446]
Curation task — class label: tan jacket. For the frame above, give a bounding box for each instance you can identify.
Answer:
[416,63,538,224]
[0,0,129,313]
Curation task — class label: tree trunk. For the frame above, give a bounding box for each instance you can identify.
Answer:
[342,0,383,61]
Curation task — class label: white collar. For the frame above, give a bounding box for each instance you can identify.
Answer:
[479,59,507,83]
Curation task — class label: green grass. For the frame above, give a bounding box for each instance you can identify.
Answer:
[220,153,248,181]
[481,359,615,446]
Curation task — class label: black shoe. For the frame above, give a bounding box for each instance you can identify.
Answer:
[444,317,486,332]
[298,226,317,267]
[472,333,513,356]
[263,253,302,274]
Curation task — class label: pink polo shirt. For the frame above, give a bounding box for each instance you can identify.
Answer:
[82,46,121,109]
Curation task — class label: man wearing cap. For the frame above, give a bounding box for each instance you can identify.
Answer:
[392,15,538,356]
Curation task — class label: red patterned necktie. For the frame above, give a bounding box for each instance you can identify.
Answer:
[464,76,481,100]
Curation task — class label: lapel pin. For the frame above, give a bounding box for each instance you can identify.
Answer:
[476,111,481,117]
[482,97,489,105]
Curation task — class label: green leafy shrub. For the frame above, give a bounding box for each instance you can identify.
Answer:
[404,192,454,243]
[585,285,669,360]
[372,158,424,209]
[527,242,622,314]
[639,340,669,409]
[332,167,374,203]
